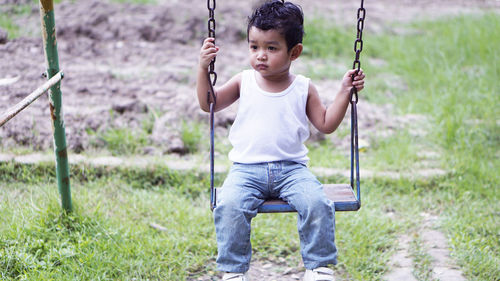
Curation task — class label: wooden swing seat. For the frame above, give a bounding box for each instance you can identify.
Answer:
[216,183,360,213]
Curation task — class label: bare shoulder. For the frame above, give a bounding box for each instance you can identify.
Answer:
[218,72,242,90]
[306,81,326,118]
[231,72,243,87]
[307,81,321,100]
[220,72,242,90]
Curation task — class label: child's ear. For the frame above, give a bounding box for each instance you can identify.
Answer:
[290,43,303,61]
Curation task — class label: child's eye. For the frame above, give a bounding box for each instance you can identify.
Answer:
[250,45,258,50]
[268,46,276,51]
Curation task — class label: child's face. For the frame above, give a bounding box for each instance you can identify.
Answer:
[248,26,297,78]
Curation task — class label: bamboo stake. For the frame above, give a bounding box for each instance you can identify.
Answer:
[40,0,72,212]
[0,71,63,127]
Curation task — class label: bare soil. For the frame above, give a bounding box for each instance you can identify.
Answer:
[1,0,497,154]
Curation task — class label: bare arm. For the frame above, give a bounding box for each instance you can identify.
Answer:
[307,69,365,134]
[196,38,240,112]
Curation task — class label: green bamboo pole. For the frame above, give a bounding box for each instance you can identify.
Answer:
[39,0,72,212]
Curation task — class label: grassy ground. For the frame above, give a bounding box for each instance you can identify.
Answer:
[369,13,500,280]
[0,4,34,39]
[1,10,499,281]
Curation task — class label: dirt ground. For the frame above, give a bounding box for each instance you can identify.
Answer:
[1,0,498,154]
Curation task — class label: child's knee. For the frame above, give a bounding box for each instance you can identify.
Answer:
[300,195,334,217]
[216,192,258,216]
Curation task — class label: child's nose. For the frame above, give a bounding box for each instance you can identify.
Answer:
[257,50,267,60]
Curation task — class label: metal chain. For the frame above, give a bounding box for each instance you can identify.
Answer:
[207,0,217,90]
[349,0,365,206]
[350,0,366,104]
[207,0,217,211]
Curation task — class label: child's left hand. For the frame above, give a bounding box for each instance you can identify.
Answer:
[341,69,365,94]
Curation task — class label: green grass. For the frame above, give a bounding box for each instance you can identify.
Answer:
[0,183,213,280]
[86,126,148,156]
[181,120,205,154]
[439,190,500,280]
[0,162,403,280]
[0,162,214,280]
[0,0,65,40]
[302,13,499,280]
[86,111,156,156]
[303,18,354,61]
[369,14,500,280]
[409,234,436,281]
[0,5,32,39]
[0,162,449,280]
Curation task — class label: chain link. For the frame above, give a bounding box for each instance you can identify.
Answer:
[350,0,366,104]
[207,0,217,88]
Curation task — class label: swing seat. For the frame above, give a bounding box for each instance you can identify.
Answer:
[216,184,360,213]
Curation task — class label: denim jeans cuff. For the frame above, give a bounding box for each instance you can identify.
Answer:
[217,264,250,273]
[303,259,338,270]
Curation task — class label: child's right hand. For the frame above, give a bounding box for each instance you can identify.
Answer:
[199,38,219,69]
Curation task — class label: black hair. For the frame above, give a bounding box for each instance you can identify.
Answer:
[247,0,304,51]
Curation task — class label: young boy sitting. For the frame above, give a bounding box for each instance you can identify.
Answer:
[196,1,365,280]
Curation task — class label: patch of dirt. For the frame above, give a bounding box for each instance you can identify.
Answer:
[0,0,252,153]
[191,260,306,281]
[384,235,417,281]
[383,212,467,281]
[420,213,467,281]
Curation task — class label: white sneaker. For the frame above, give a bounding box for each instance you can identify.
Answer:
[222,272,250,281]
[303,267,335,281]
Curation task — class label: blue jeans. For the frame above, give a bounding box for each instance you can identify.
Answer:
[214,161,337,273]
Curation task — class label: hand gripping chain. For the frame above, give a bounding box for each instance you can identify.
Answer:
[349,0,366,205]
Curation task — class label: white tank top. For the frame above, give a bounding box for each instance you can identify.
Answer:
[228,69,310,165]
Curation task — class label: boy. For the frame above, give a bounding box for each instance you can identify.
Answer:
[196,1,365,280]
